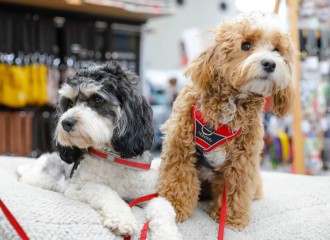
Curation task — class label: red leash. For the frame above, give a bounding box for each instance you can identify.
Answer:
[88,147,157,239]
[0,199,29,240]
[218,182,227,240]
[124,193,158,240]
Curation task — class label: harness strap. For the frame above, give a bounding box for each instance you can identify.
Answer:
[0,199,29,240]
[196,146,215,170]
[124,193,158,240]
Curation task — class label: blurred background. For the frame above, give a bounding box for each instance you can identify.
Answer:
[0,0,330,176]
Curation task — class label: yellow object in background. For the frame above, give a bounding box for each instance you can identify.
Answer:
[2,65,28,108]
[38,64,48,105]
[30,63,39,105]
[24,64,33,105]
[277,130,290,163]
[29,64,48,106]
[0,63,5,104]
[0,63,48,108]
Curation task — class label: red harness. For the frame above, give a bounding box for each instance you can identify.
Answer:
[192,101,241,240]
[192,102,241,153]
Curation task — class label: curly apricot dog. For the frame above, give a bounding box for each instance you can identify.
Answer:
[158,12,294,229]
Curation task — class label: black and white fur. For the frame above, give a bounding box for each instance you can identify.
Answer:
[18,62,181,239]
[56,62,153,159]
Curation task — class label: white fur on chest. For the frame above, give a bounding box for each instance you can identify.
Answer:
[72,154,158,201]
[199,147,227,181]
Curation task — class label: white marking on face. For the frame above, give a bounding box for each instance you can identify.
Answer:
[55,104,114,149]
[79,83,102,98]
[240,48,291,96]
[237,12,288,35]
[58,83,103,100]
[58,84,78,100]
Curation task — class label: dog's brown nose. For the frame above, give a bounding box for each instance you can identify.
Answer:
[62,118,77,132]
[261,59,276,73]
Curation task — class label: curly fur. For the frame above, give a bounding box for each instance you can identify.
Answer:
[158,12,294,230]
[19,62,181,239]
[55,62,154,160]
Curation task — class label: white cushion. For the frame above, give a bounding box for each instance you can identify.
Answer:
[0,156,330,240]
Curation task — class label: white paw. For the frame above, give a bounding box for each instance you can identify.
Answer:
[64,185,82,201]
[104,216,138,236]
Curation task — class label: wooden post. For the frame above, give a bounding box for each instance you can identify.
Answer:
[274,0,281,14]
[288,0,305,174]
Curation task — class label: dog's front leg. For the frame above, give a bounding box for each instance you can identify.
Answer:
[158,124,200,222]
[158,154,200,222]
[145,197,182,240]
[64,181,138,236]
[158,85,200,222]
[210,155,256,230]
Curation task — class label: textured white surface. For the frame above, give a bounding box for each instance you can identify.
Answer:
[1,156,330,240]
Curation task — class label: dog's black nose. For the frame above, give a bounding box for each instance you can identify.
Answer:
[62,118,77,132]
[261,59,276,73]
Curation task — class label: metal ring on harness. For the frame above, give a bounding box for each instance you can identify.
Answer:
[201,125,214,136]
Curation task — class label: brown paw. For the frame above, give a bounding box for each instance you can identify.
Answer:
[210,208,249,230]
[175,206,192,222]
[226,214,249,231]
[253,189,263,200]
[210,208,220,223]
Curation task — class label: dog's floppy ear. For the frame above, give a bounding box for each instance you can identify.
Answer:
[270,83,294,117]
[184,46,217,91]
[112,97,154,158]
[110,71,154,158]
[271,34,295,117]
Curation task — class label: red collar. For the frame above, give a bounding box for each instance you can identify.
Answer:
[88,147,152,171]
[192,101,241,153]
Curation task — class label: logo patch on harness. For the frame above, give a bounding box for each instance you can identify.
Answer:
[192,102,241,152]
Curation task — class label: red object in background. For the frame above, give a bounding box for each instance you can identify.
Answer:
[181,53,188,67]
[264,97,271,112]
[180,41,188,67]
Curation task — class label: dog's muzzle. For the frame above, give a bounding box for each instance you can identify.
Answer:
[261,59,276,73]
[62,117,77,132]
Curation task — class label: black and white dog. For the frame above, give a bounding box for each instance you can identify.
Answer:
[18,62,181,239]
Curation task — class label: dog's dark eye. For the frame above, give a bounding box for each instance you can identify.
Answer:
[273,48,279,52]
[93,96,105,105]
[241,42,252,51]
[65,100,74,110]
